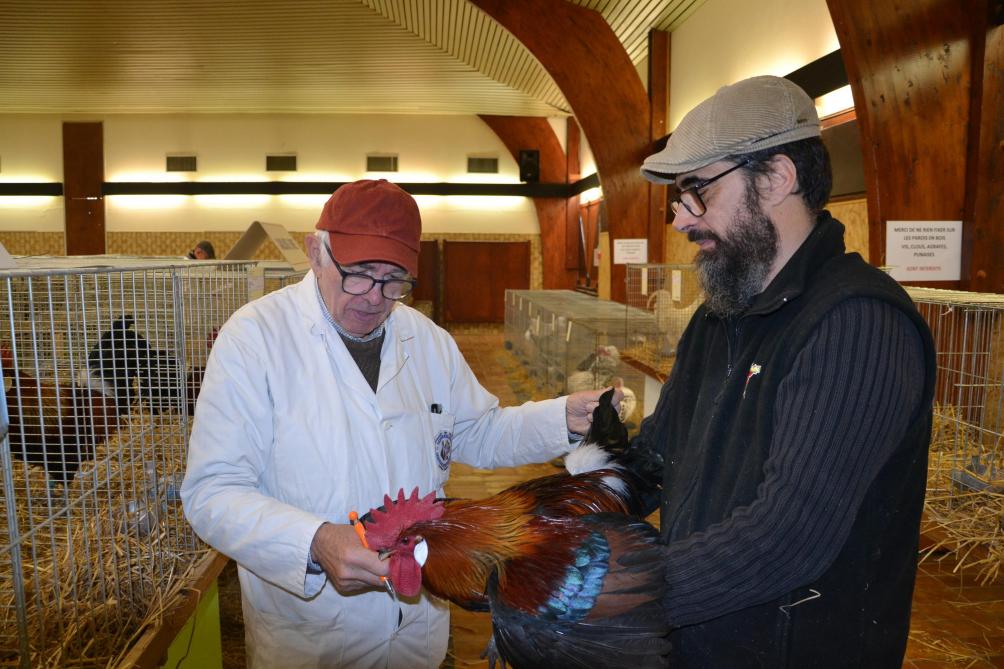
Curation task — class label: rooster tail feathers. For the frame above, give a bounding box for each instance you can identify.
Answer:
[486,512,670,668]
[488,570,670,669]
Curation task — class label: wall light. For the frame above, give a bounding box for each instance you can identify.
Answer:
[0,196,57,208]
[579,186,603,204]
[107,195,187,210]
[278,194,331,208]
[433,195,527,211]
[193,194,272,208]
[816,85,855,119]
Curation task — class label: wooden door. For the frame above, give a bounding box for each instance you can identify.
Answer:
[62,122,105,255]
[443,241,530,323]
[412,240,441,322]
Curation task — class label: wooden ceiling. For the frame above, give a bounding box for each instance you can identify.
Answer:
[0,0,705,116]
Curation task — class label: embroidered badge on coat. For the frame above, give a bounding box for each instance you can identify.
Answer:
[435,430,453,470]
[743,363,762,399]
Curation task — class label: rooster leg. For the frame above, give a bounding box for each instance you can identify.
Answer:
[479,636,507,669]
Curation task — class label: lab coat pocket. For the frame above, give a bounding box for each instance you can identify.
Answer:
[385,410,456,495]
[429,412,456,480]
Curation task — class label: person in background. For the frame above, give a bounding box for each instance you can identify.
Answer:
[187,240,216,259]
[181,179,615,669]
[626,76,936,667]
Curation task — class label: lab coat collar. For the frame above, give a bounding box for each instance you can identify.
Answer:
[294,271,414,393]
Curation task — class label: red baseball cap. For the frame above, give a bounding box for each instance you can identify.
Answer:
[315,179,421,277]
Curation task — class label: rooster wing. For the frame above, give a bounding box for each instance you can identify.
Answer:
[487,513,669,669]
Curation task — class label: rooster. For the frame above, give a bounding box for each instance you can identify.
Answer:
[362,389,668,668]
[2,316,149,484]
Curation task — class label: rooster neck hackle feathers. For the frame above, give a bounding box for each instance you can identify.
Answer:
[410,492,550,605]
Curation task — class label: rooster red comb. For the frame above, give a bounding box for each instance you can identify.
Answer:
[363,487,444,550]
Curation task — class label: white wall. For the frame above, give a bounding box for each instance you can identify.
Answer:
[0,114,543,234]
[0,116,65,232]
[102,114,540,234]
[669,0,839,130]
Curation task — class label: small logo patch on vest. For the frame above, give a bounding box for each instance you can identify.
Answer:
[435,430,453,470]
[743,363,762,399]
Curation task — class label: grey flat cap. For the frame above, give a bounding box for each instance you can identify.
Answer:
[642,75,821,184]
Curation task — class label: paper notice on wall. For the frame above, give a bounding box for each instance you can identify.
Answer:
[613,239,648,264]
[885,221,962,281]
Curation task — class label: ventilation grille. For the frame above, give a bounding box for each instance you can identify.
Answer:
[166,155,197,172]
[467,156,499,174]
[266,154,297,171]
[366,154,398,172]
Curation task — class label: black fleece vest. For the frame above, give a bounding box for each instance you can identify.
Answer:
[655,215,936,668]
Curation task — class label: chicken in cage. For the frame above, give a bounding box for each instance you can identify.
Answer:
[502,289,653,430]
[0,258,251,666]
[624,264,702,375]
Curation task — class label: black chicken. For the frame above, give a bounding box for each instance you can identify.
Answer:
[3,315,150,484]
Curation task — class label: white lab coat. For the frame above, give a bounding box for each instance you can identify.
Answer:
[181,272,570,669]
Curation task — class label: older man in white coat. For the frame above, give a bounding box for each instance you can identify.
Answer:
[181,179,614,669]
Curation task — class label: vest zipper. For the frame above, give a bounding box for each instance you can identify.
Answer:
[726,320,743,378]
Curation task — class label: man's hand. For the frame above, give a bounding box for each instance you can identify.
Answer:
[309,522,389,594]
[565,386,624,435]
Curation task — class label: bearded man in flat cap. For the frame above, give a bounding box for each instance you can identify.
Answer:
[622,75,936,667]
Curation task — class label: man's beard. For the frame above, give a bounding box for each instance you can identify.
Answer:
[692,185,778,318]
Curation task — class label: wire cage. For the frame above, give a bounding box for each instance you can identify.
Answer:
[0,258,253,667]
[564,319,646,431]
[623,264,702,378]
[502,289,658,431]
[907,287,1004,583]
[261,261,308,297]
[504,290,615,394]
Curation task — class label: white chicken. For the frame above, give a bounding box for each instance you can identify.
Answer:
[566,344,620,393]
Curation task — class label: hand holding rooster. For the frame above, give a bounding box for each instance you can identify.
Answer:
[565,386,624,435]
[309,522,389,594]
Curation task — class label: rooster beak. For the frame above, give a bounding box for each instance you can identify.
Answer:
[377,549,394,561]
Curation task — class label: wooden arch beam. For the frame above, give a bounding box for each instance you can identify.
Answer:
[827,0,1002,291]
[472,0,655,302]
[479,114,577,289]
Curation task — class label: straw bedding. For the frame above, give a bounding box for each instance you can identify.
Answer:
[922,405,1003,585]
[0,413,205,668]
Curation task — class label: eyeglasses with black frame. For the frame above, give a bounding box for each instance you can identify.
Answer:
[671,159,751,218]
[324,243,416,301]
